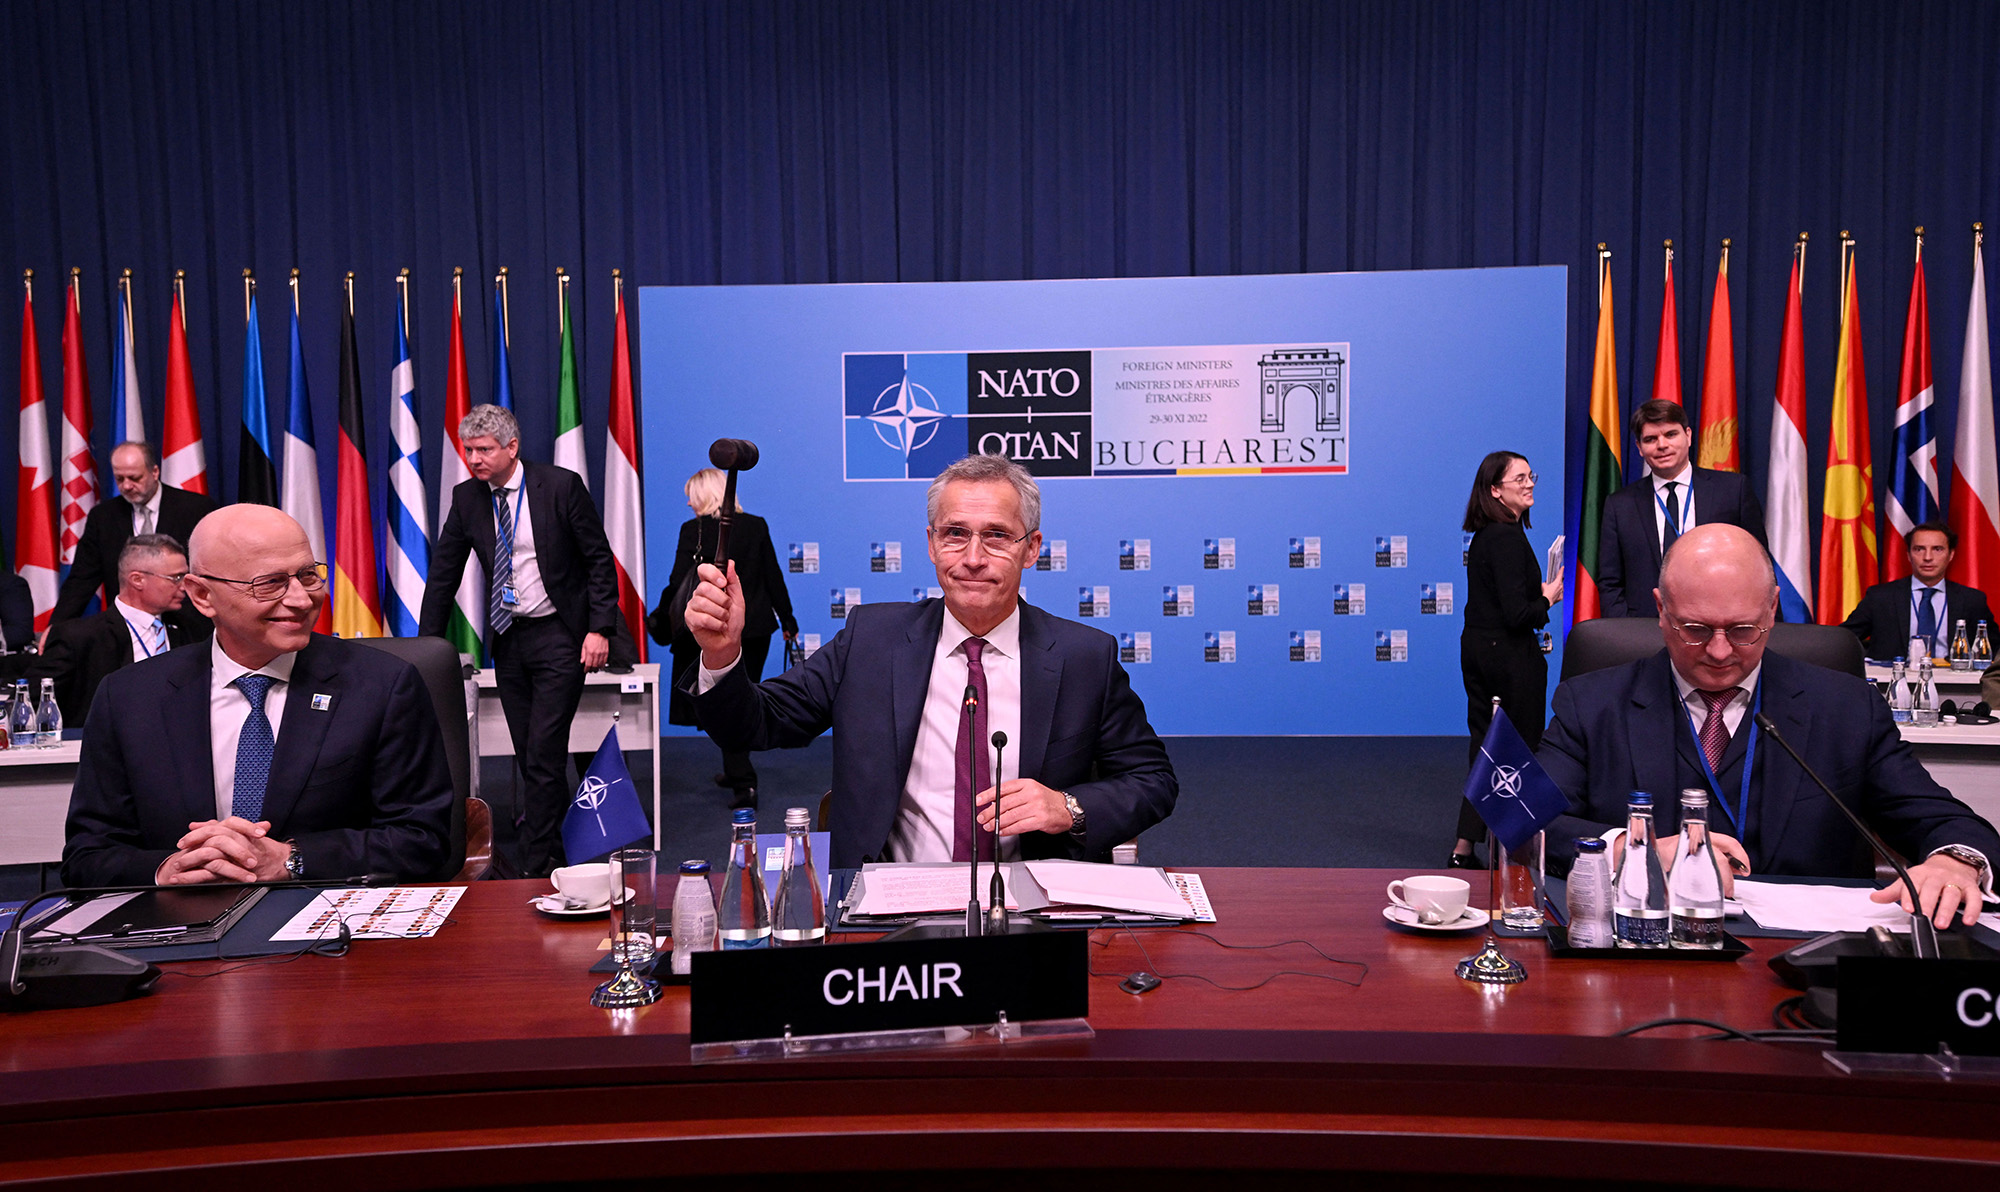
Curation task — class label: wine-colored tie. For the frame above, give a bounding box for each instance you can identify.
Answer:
[951,637,992,862]
[1697,688,1736,773]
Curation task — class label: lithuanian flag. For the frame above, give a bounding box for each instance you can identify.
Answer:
[1575,248,1622,623]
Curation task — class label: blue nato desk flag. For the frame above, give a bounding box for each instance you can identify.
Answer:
[562,728,652,863]
[1463,706,1568,853]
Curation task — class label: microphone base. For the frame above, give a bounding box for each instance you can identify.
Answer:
[1,945,160,1012]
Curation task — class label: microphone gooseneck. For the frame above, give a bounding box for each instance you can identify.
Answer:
[964,683,982,937]
[1752,711,1941,958]
[987,730,1009,933]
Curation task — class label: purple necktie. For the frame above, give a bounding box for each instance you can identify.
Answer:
[1698,688,1736,773]
[952,637,992,862]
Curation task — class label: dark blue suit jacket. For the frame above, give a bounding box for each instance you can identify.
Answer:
[1538,650,2000,877]
[62,634,455,887]
[1839,577,1996,660]
[686,599,1178,868]
[1597,468,1767,618]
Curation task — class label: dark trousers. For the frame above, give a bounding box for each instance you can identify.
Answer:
[1457,630,1548,844]
[494,614,586,876]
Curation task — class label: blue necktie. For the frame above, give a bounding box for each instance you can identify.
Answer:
[233,674,276,822]
[490,485,515,636]
[1917,587,1941,653]
[148,618,167,656]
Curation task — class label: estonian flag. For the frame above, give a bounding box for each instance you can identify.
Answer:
[1463,707,1568,853]
[563,728,653,864]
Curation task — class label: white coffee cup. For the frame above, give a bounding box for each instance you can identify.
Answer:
[1386,875,1472,925]
[552,862,613,907]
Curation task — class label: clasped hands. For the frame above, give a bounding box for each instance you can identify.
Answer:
[1637,829,1985,928]
[157,817,293,884]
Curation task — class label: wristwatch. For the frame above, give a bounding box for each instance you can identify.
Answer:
[1932,844,1990,883]
[284,842,305,880]
[1062,793,1086,838]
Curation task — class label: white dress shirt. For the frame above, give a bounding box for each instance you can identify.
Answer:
[698,602,1027,863]
[113,596,169,661]
[1651,463,1695,546]
[130,487,163,537]
[208,639,296,821]
[489,469,554,620]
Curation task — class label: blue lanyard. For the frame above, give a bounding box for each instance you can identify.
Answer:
[1654,482,1690,538]
[127,617,164,658]
[491,483,526,558]
[1679,679,1760,839]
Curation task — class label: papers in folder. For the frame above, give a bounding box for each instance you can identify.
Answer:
[1729,880,2000,934]
[844,861,1211,922]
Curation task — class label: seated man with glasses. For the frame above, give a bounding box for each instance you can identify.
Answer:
[1541,524,1999,928]
[682,452,1178,868]
[29,533,201,726]
[63,504,453,887]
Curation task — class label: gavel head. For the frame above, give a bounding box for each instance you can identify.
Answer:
[709,438,760,471]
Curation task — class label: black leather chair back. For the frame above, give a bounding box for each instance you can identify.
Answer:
[355,635,472,881]
[1561,617,1865,681]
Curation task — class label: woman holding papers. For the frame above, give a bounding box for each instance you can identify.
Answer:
[1451,451,1563,868]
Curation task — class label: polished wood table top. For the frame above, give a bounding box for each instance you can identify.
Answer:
[2,869,1995,1189]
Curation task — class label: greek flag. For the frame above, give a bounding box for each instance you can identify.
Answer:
[1463,707,1567,853]
[385,300,428,636]
[562,728,653,863]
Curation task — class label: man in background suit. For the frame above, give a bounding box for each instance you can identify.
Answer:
[1539,524,1997,928]
[420,404,620,877]
[53,440,216,636]
[1597,399,1767,618]
[684,453,1178,869]
[1841,519,1996,660]
[30,533,196,725]
[63,505,453,888]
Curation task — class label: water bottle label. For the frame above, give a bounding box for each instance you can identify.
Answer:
[1669,911,1725,949]
[1614,910,1670,947]
[721,936,769,949]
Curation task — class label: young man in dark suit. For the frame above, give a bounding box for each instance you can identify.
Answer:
[1840,519,1997,660]
[419,404,621,878]
[1539,524,1997,928]
[683,453,1178,869]
[1596,399,1767,618]
[52,440,216,635]
[62,506,453,888]
[30,534,197,725]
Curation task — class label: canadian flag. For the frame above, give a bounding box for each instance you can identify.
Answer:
[162,279,207,494]
[16,281,58,632]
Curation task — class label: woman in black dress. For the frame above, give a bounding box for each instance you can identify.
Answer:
[649,467,798,807]
[1450,451,1563,867]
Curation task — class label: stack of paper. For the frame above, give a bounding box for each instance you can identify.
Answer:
[842,861,1213,922]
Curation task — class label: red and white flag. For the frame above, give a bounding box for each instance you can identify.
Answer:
[162,278,207,493]
[59,275,97,565]
[603,276,647,662]
[1950,233,1998,597]
[16,280,58,633]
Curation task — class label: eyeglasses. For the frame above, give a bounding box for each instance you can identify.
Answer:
[930,525,1031,554]
[195,563,329,601]
[133,569,189,585]
[1505,473,1540,488]
[1665,618,1770,648]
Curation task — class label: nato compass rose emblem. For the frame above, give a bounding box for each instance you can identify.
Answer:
[1487,763,1524,803]
[575,773,617,830]
[867,375,948,457]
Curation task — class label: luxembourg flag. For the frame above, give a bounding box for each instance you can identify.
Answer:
[1950,232,1999,599]
[1767,242,1814,623]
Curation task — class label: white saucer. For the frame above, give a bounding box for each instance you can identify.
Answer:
[1382,904,1487,932]
[530,890,632,918]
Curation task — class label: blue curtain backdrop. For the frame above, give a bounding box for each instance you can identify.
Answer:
[3,0,2000,605]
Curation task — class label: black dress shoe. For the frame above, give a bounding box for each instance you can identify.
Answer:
[1446,850,1484,870]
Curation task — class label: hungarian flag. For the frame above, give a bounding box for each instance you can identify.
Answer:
[162,279,207,494]
[491,273,515,410]
[111,274,145,444]
[1884,243,1938,580]
[16,282,57,632]
[1950,233,1999,599]
[1768,243,1814,623]
[553,274,586,485]
[280,291,332,634]
[1650,243,1681,417]
[603,276,647,662]
[59,275,98,565]
[1574,251,1621,623]
[439,272,485,660]
[1695,241,1740,471]
[1817,249,1878,624]
[333,288,383,639]
[238,289,279,507]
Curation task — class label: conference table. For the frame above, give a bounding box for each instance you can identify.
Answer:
[2,870,1996,1188]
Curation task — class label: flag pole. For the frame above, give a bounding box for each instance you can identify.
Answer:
[23,267,33,305]
[398,269,411,345]
[344,271,355,319]
[243,268,254,326]
[1797,231,1809,295]
[69,266,80,312]
[556,266,568,337]
[1915,225,1924,265]
[1597,243,1609,307]
[497,266,510,349]
[174,269,185,330]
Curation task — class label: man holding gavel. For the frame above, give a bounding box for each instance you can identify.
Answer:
[421,404,620,877]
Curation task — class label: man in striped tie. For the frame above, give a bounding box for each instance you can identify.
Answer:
[1538,523,1999,929]
[30,533,195,724]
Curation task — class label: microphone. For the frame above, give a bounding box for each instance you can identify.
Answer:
[1753,711,1941,958]
[963,684,982,937]
[987,730,1009,935]
[706,438,760,568]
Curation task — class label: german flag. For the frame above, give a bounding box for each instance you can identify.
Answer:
[333,276,383,638]
[1816,243,1878,624]
[1574,247,1622,623]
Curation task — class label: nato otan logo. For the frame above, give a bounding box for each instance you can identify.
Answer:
[844,350,1092,480]
[574,773,620,819]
